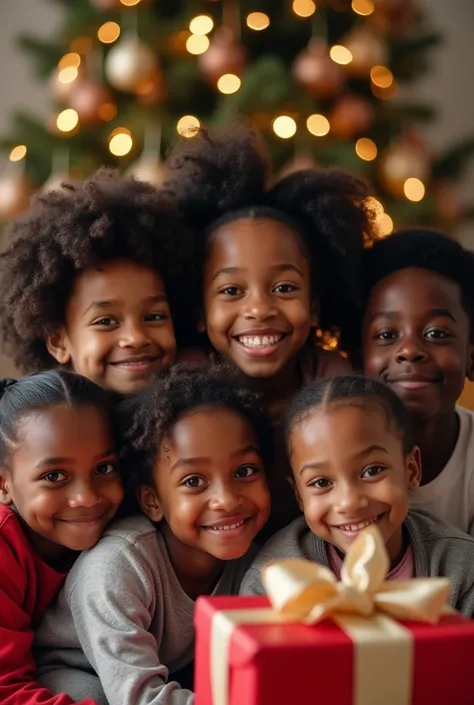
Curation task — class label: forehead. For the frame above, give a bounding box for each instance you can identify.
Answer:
[165,406,257,456]
[366,268,464,318]
[13,405,111,461]
[71,259,166,301]
[208,217,308,268]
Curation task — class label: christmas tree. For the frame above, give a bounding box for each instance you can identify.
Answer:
[1,0,473,238]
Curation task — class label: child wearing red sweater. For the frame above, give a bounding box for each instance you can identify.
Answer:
[0,370,123,705]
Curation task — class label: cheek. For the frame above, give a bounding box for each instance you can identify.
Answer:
[19,489,60,521]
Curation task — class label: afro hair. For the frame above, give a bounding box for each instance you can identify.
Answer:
[165,124,376,351]
[363,228,474,341]
[0,168,196,372]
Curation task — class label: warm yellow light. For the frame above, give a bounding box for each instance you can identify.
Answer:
[9,145,27,162]
[371,65,394,88]
[186,34,210,55]
[366,196,384,221]
[58,67,78,84]
[56,109,79,133]
[404,177,426,202]
[120,0,141,6]
[306,114,330,137]
[189,15,214,35]
[351,0,374,16]
[177,115,201,137]
[292,0,316,18]
[98,21,121,44]
[246,12,270,30]
[109,132,133,156]
[217,74,241,94]
[379,213,394,236]
[330,45,353,65]
[371,80,398,100]
[355,137,378,161]
[273,116,297,139]
[109,127,131,138]
[98,103,118,121]
[58,53,81,70]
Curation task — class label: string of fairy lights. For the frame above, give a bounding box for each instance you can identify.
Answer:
[4,0,431,237]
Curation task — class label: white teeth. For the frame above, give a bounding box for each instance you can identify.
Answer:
[238,334,283,348]
[207,519,246,531]
[337,517,379,532]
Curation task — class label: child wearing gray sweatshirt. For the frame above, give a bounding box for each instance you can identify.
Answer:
[240,375,474,617]
[35,365,272,705]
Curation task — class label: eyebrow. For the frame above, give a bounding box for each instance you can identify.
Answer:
[300,444,390,474]
[83,294,168,316]
[211,264,305,283]
[169,444,261,473]
[34,448,116,471]
[367,307,456,326]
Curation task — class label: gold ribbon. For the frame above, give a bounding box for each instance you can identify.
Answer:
[210,526,451,705]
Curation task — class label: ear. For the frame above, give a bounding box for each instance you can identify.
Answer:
[406,446,422,492]
[136,484,164,523]
[0,469,14,506]
[46,329,71,365]
[466,344,474,382]
[288,474,304,511]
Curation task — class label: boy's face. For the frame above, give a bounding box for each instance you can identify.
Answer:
[0,404,123,558]
[139,406,270,566]
[47,259,176,394]
[363,268,474,420]
[202,217,314,380]
[289,403,420,562]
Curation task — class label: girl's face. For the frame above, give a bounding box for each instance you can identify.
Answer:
[288,402,420,563]
[47,259,176,395]
[203,217,314,380]
[139,406,270,564]
[0,404,123,559]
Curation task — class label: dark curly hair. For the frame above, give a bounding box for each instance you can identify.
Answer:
[284,374,414,456]
[117,363,274,491]
[363,228,474,342]
[0,168,196,372]
[165,125,376,351]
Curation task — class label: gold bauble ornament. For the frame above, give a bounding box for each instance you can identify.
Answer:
[0,173,32,219]
[68,80,114,125]
[50,66,83,104]
[379,139,431,197]
[329,95,375,138]
[343,26,389,77]
[127,157,169,187]
[199,27,246,84]
[293,39,345,99]
[105,36,159,93]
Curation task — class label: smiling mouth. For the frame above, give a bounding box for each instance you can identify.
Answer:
[110,356,160,369]
[202,516,252,534]
[388,376,442,390]
[331,513,385,534]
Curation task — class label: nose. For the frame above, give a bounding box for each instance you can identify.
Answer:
[68,482,102,509]
[395,334,428,364]
[208,482,241,512]
[333,481,369,515]
[118,320,151,349]
[243,288,277,321]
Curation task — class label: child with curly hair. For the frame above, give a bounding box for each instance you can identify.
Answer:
[35,364,271,705]
[0,170,194,395]
[362,228,474,534]
[0,370,123,705]
[167,126,375,534]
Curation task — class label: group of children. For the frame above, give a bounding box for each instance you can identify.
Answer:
[0,124,474,705]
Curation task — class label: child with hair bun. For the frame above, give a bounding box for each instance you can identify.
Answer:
[167,126,375,535]
[0,169,195,396]
[0,370,123,705]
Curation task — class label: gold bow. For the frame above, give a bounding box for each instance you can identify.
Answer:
[261,525,451,625]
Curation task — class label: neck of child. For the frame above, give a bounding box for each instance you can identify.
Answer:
[161,524,225,601]
[413,410,459,486]
[240,361,301,424]
[20,519,76,572]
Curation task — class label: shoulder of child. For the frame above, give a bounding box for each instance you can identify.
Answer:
[240,517,311,596]
[0,506,28,590]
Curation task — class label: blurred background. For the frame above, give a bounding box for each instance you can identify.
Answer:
[1,0,473,406]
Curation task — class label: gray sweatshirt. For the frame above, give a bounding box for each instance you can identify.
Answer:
[34,514,255,705]
[240,511,474,618]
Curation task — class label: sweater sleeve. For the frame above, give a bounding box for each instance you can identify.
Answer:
[67,538,194,705]
[0,535,98,705]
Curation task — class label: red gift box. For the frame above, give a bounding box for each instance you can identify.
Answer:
[195,595,474,705]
